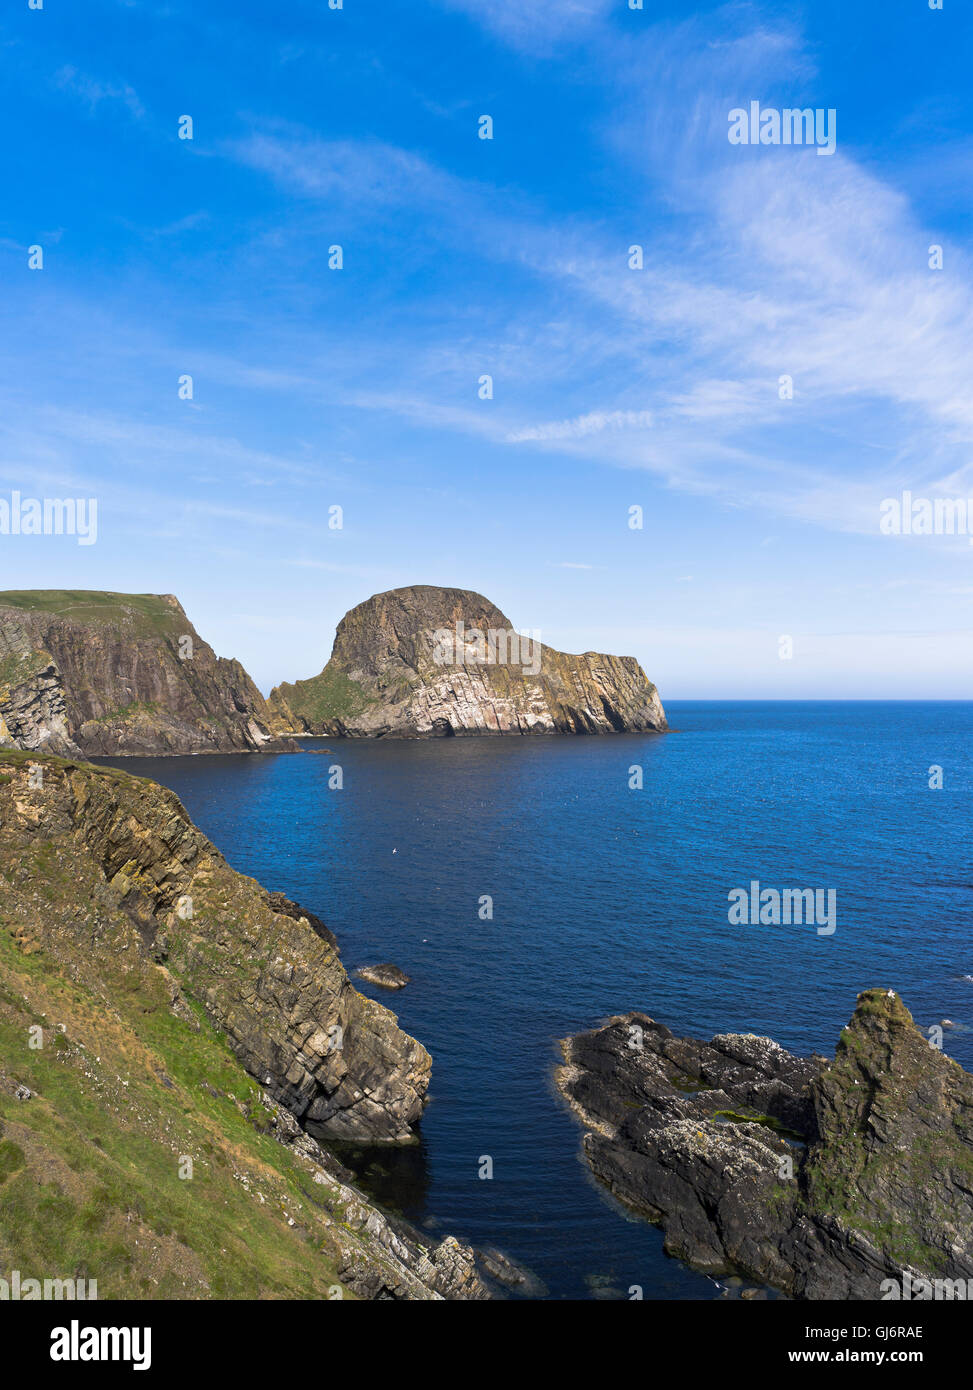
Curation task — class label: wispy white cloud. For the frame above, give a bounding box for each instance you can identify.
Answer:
[438,0,615,50]
[285,558,379,576]
[347,392,509,441]
[316,78,973,539]
[230,132,450,206]
[22,6,973,559]
[55,65,145,119]
[507,410,653,443]
[0,404,350,508]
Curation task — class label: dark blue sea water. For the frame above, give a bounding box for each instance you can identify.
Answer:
[103,701,973,1299]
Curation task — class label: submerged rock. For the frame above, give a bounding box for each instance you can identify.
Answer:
[557,991,973,1299]
[270,584,667,738]
[476,1245,547,1298]
[357,963,411,990]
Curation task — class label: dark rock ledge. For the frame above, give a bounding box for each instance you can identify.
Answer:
[356,963,410,990]
[556,990,973,1300]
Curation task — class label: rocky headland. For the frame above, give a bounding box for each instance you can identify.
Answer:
[0,749,489,1299]
[0,590,297,757]
[557,991,973,1299]
[270,585,667,738]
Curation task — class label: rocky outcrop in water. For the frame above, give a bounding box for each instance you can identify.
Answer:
[357,964,411,990]
[270,585,667,738]
[0,590,296,756]
[557,991,973,1299]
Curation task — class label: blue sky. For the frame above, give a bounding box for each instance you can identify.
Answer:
[2,0,972,697]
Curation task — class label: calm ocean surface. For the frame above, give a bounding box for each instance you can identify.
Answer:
[103,701,973,1299]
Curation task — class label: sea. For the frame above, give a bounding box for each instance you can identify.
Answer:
[101,701,973,1300]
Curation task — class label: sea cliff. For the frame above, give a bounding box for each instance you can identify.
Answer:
[0,750,488,1299]
[271,585,667,738]
[0,591,295,757]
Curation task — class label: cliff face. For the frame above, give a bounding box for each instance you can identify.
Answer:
[271,585,667,738]
[0,751,428,1143]
[0,750,487,1299]
[557,991,973,1299]
[0,591,296,757]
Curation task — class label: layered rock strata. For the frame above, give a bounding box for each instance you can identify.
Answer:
[271,585,667,738]
[0,590,296,756]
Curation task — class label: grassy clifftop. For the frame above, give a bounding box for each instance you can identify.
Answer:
[0,591,186,636]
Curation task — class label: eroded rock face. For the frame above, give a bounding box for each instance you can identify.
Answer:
[267,1104,490,1300]
[0,752,429,1142]
[271,585,667,738]
[0,749,496,1299]
[0,591,296,756]
[557,992,973,1299]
